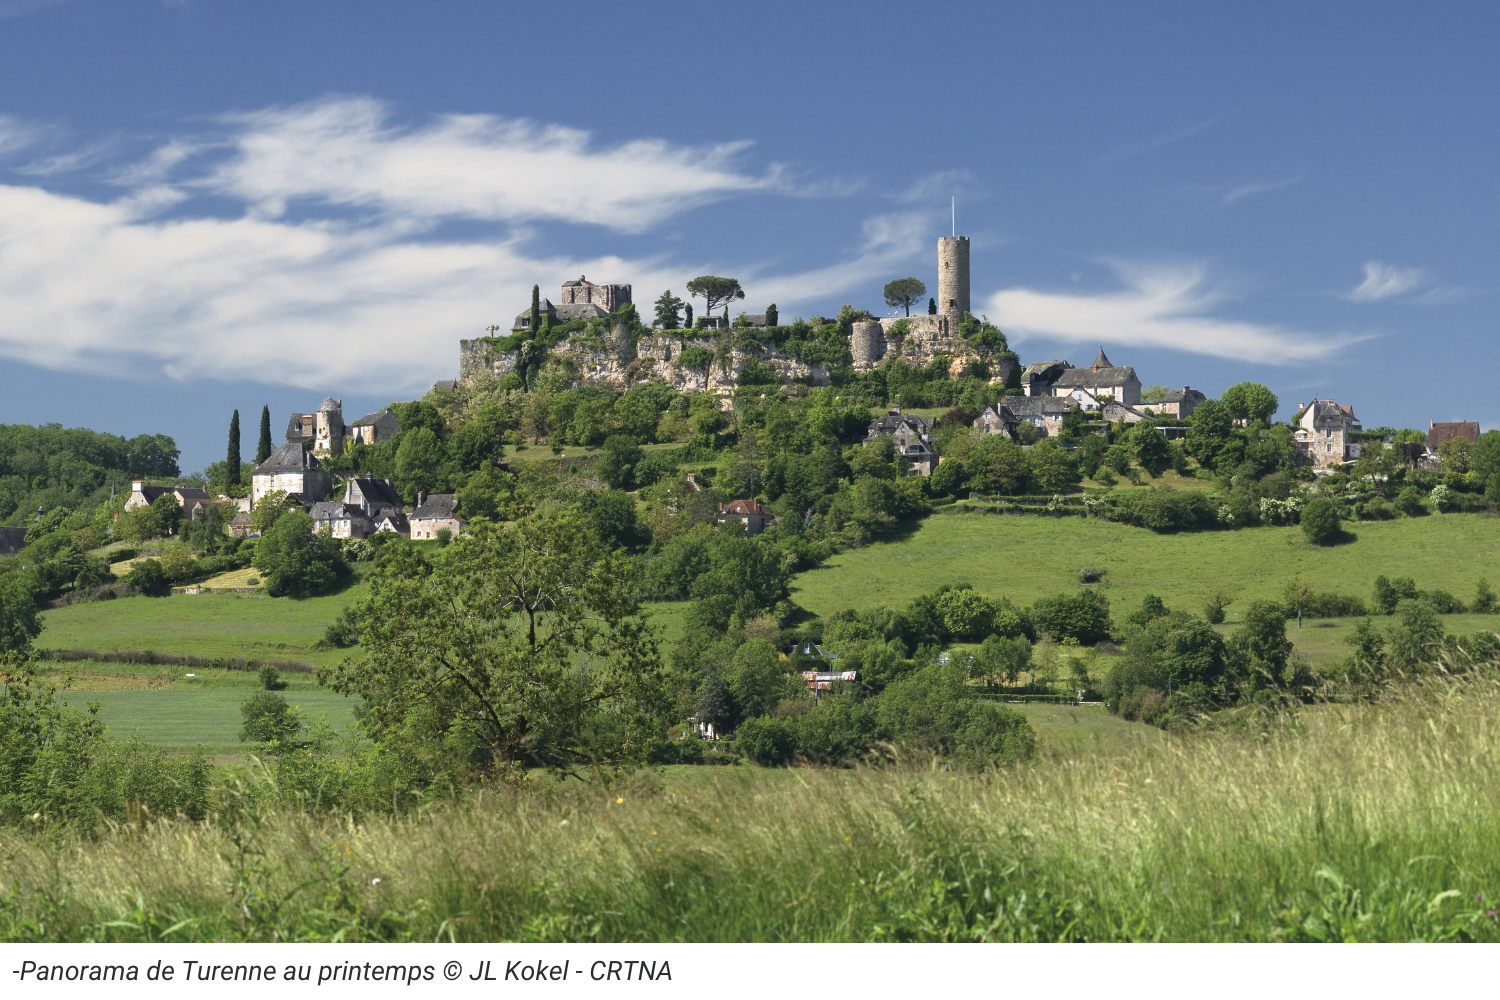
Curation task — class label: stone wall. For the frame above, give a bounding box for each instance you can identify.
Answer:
[459,319,1010,393]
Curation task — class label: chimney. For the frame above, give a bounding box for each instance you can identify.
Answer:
[132,480,144,490]
[365,471,373,480]
[418,490,427,507]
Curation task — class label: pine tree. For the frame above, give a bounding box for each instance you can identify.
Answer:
[227,409,241,487]
[256,405,273,464]
[530,284,541,334]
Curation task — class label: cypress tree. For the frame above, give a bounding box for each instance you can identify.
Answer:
[928,297,937,315]
[765,303,778,328]
[530,284,541,334]
[227,410,241,486]
[684,303,694,328]
[255,405,273,464]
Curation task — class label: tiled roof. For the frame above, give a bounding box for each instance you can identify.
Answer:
[721,499,771,516]
[1053,366,1138,388]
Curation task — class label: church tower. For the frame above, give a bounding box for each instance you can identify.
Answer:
[937,236,970,328]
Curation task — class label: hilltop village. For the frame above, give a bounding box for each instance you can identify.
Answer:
[124,234,1475,547]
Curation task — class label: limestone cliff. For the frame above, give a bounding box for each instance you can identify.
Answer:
[459,319,1012,394]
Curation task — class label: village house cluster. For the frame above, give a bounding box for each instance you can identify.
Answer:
[123,396,470,542]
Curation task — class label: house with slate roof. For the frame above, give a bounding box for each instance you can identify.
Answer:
[862,408,937,476]
[512,276,633,332]
[973,396,1078,440]
[1140,386,1207,420]
[123,482,212,518]
[311,473,407,538]
[1294,399,1363,468]
[411,492,466,539]
[1050,349,1142,406]
[1020,360,1074,396]
[252,441,331,505]
[286,400,400,454]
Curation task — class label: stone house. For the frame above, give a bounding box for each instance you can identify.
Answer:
[286,400,399,455]
[228,511,256,538]
[1020,360,1074,396]
[512,277,632,333]
[560,275,631,311]
[1139,386,1207,420]
[863,408,937,476]
[311,474,406,538]
[1050,349,1142,406]
[1101,400,1152,424]
[1428,421,1479,451]
[251,441,331,506]
[974,396,1077,439]
[410,492,466,539]
[1294,399,1363,468]
[123,481,211,517]
[374,511,411,536]
[718,499,774,536]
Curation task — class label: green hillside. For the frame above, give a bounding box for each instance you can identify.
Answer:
[791,510,1500,626]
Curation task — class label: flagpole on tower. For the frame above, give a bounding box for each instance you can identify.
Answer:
[951,196,955,237]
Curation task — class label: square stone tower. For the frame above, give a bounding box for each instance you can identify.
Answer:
[937,236,970,327]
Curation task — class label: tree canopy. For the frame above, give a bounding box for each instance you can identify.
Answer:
[685,276,745,316]
[883,278,927,317]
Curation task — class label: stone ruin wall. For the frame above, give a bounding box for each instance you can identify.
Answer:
[459,317,1012,394]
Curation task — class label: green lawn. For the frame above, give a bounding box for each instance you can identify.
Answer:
[1008,701,1155,756]
[38,585,366,667]
[50,665,360,750]
[792,512,1500,629]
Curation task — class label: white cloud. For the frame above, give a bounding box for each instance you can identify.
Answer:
[746,212,929,310]
[198,97,781,232]
[1344,260,1429,302]
[985,261,1363,363]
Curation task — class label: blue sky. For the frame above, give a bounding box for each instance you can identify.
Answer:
[0,0,1495,472]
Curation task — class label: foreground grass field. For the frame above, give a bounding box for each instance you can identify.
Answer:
[4,674,1498,941]
[792,511,1500,628]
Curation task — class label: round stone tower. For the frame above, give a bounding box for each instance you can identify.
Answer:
[850,320,886,368]
[937,236,970,328]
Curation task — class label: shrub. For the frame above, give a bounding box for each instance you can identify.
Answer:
[1394,486,1427,517]
[251,511,351,598]
[123,558,169,597]
[158,545,199,583]
[1474,578,1498,615]
[1078,566,1106,584]
[239,691,301,744]
[735,716,796,765]
[1032,589,1113,645]
[259,665,285,690]
[324,607,360,647]
[1117,487,1217,533]
[595,435,644,490]
[1300,497,1341,545]
[0,574,42,654]
[1373,575,1418,615]
[876,666,1036,769]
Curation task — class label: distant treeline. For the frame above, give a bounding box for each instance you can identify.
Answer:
[0,423,180,525]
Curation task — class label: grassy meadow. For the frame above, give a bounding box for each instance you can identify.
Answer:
[792,510,1500,629]
[38,586,366,668]
[5,673,1499,942]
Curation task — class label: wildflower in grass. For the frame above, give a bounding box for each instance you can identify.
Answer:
[372,878,381,886]
[616,797,623,804]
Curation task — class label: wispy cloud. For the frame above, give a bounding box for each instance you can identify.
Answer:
[986,261,1364,363]
[746,212,928,309]
[16,139,118,176]
[1344,260,1429,302]
[1099,113,1233,163]
[196,97,782,232]
[898,170,976,205]
[1222,175,1303,205]
[0,98,909,392]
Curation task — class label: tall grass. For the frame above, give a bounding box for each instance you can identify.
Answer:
[4,675,1500,941]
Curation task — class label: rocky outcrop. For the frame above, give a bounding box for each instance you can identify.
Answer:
[458,321,1010,393]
